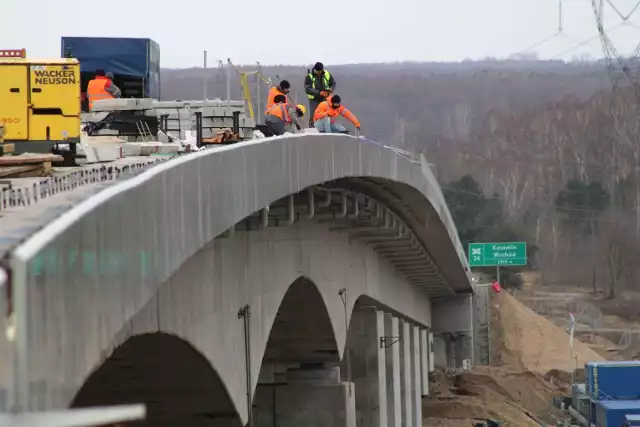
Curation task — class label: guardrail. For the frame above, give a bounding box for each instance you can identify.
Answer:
[0,158,171,214]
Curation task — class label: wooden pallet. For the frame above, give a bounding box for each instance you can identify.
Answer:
[0,154,63,178]
[0,143,14,156]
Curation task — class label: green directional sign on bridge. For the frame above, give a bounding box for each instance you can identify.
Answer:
[468,242,527,267]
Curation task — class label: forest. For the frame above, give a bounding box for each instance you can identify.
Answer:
[160,60,640,296]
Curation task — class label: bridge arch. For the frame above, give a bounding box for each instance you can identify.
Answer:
[261,276,340,366]
[70,332,241,427]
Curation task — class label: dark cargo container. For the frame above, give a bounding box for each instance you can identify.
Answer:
[586,361,640,400]
[60,37,160,109]
[596,400,640,427]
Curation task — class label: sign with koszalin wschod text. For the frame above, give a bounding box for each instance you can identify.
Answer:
[468,242,527,267]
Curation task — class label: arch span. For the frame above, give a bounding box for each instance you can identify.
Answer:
[103,219,432,425]
[262,276,339,365]
[71,332,241,427]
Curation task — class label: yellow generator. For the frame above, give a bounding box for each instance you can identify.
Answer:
[0,49,80,155]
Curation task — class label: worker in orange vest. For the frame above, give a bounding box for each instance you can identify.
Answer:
[312,95,360,134]
[86,69,121,110]
[265,80,291,114]
[265,94,305,136]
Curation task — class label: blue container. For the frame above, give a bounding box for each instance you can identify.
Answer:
[60,37,161,99]
[625,414,640,426]
[596,401,640,427]
[586,361,640,400]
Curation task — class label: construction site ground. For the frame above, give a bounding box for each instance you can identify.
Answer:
[422,286,608,426]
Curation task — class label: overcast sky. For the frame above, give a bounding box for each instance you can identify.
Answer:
[3,0,640,67]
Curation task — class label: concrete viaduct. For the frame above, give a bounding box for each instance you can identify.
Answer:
[0,134,474,427]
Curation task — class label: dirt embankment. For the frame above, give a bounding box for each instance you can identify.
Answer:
[490,291,605,373]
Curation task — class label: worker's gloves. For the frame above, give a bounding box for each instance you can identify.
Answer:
[320,91,329,98]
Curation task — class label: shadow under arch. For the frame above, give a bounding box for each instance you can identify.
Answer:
[70,332,242,427]
[261,276,340,366]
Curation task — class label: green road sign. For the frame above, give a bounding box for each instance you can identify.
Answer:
[468,242,527,267]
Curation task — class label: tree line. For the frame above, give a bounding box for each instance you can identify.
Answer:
[161,60,639,297]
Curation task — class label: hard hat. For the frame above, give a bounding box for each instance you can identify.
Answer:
[297,104,306,116]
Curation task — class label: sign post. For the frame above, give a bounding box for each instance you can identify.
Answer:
[468,242,527,284]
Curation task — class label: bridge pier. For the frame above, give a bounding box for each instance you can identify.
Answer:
[432,294,474,368]
[254,365,355,427]
[346,308,387,427]
[346,309,431,427]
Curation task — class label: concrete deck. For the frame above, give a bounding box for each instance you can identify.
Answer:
[0,156,171,257]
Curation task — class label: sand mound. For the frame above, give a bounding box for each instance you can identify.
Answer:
[491,292,605,374]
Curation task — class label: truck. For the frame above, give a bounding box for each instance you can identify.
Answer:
[596,400,640,427]
[60,37,160,110]
[0,49,81,154]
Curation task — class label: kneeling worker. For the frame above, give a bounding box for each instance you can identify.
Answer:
[265,80,292,113]
[313,95,360,133]
[265,94,305,136]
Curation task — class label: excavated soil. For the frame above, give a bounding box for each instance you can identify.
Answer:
[424,367,565,426]
[490,291,605,373]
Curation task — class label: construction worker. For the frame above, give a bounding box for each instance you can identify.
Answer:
[86,69,121,110]
[265,80,291,113]
[265,94,305,136]
[304,62,336,126]
[313,95,360,134]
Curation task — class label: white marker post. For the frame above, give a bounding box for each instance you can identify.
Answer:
[569,313,576,385]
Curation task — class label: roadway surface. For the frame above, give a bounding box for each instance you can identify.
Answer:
[0,156,169,257]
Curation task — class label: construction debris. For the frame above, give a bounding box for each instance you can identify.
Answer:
[202,128,241,144]
[0,153,63,178]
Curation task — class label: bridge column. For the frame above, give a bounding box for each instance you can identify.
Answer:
[412,325,422,427]
[254,365,356,427]
[400,320,413,427]
[384,314,402,427]
[346,307,387,427]
[420,328,429,397]
[432,294,474,368]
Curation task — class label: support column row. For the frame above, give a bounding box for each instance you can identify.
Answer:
[348,308,432,427]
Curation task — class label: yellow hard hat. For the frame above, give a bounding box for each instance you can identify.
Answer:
[297,104,306,116]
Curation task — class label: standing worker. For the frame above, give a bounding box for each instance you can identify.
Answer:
[313,95,360,134]
[265,94,306,136]
[304,62,336,127]
[86,69,121,110]
[265,80,292,113]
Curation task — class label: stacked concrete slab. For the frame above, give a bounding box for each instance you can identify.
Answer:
[86,98,256,141]
[152,99,255,140]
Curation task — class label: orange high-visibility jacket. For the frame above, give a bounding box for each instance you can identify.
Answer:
[266,103,292,123]
[87,76,114,110]
[313,99,360,128]
[265,86,289,114]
